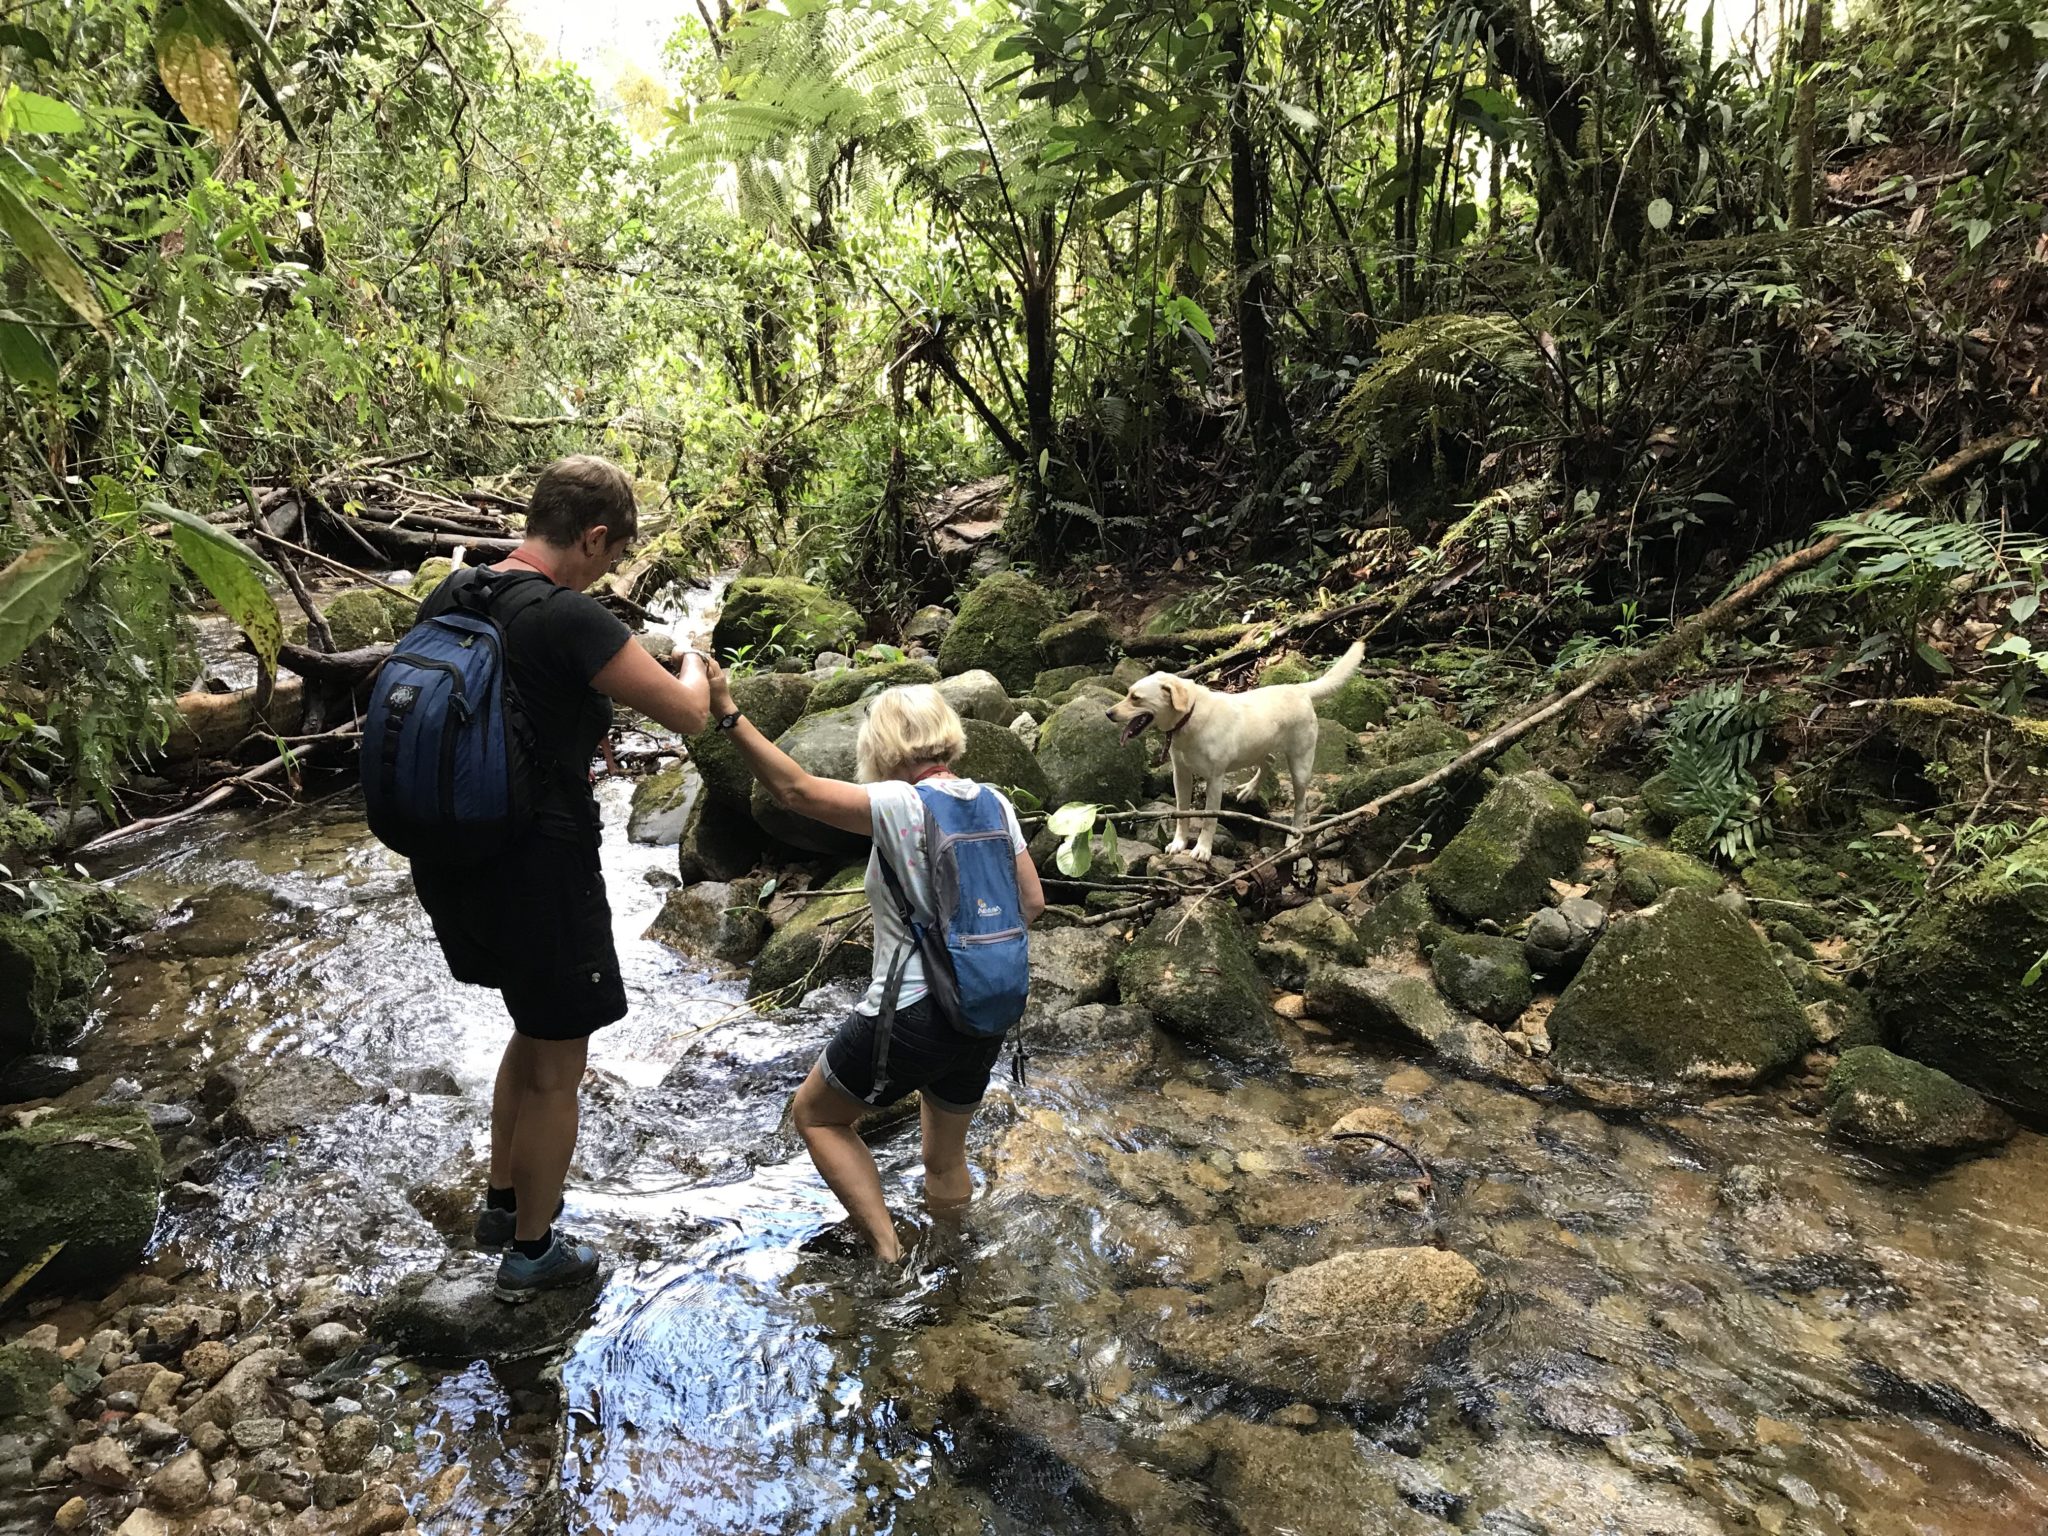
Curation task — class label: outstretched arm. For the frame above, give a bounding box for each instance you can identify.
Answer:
[593,639,710,736]
[707,662,872,837]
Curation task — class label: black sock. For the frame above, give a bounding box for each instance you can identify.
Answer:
[486,1185,517,1212]
[512,1228,553,1260]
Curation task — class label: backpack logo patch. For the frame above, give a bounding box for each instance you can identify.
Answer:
[975,896,1004,918]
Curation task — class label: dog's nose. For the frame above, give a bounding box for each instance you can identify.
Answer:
[1104,708,1117,721]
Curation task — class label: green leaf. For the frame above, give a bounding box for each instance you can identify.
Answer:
[0,180,110,336]
[154,501,283,680]
[1,88,85,135]
[1093,182,1149,220]
[1047,802,1099,837]
[2009,592,2040,625]
[2025,950,2046,988]
[1962,218,1992,249]
[0,538,86,670]
[0,318,58,388]
[1647,197,1674,231]
[1914,640,1954,675]
[0,25,57,66]
[186,0,297,139]
[1054,831,1093,878]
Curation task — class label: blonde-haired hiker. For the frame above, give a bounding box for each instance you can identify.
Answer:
[705,670,1044,1266]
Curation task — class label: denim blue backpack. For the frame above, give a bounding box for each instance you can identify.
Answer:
[361,568,553,864]
[874,783,1030,1039]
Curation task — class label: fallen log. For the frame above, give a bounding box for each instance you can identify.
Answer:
[161,679,307,761]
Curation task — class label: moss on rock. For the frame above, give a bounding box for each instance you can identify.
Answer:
[1616,846,1722,906]
[1115,901,1275,1061]
[957,718,1052,806]
[712,577,861,662]
[0,900,105,1059]
[1027,664,1100,701]
[748,866,872,1002]
[1549,888,1808,1088]
[626,763,699,846]
[1874,830,2048,1113]
[0,805,53,869]
[1257,899,1363,989]
[1036,610,1116,668]
[689,671,814,812]
[0,1108,162,1291]
[1036,693,1149,810]
[1825,1045,2016,1157]
[1424,771,1590,925]
[323,588,409,650]
[1256,656,1395,730]
[1352,881,1436,962]
[0,1340,61,1416]
[408,557,455,598]
[1362,715,1467,766]
[805,659,941,715]
[1430,932,1533,1024]
[938,573,1059,692]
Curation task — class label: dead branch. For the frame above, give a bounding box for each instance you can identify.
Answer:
[81,722,363,851]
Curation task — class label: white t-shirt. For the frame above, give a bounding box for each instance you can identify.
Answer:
[858,777,1027,1017]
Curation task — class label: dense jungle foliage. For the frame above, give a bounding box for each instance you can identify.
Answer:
[0,0,2043,823]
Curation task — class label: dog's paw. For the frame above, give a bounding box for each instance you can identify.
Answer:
[1164,837,1188,856]
[1191,845,1215,864]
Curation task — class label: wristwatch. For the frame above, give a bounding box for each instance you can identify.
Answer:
[713,709,742,732]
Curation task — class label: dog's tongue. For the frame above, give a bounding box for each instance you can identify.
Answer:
[1119,718,1145,745]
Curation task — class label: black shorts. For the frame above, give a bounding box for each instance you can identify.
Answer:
[412,832,628,1041]
[820,997,1004,1114]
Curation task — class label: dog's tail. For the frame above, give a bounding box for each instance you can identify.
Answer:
[1302,640,1367,699]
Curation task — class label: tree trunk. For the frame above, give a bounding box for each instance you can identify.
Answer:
[1223,11,1291,455]
[1788,0,1825,229]
[1023,211,1058,478]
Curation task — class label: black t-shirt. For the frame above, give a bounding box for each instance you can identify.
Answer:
[416,567,632,840]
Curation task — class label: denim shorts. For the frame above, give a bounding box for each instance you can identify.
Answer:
[820,997,1004,1113]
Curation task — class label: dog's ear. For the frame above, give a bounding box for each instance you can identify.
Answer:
[1164,677,1193,717]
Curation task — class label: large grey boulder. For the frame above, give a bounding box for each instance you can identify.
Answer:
[626,762,700,846]
[1115,902,1275,1062]
[1027,925,1123,1019]
[223,1056,370,1140]
[1036,694,1149,810]
[957,717,1052,806]
[711,577,860,662]
[1305,966,1540,1086]
[749,703,870,855]
[1423,770,1590,924]
[937,573,1058,692]
[937,669,1011,724]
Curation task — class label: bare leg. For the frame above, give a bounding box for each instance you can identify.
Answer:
[919,1097,976,1217]
[508,1035,588,1243]
[488,1033,526,1190]
[792,1065,902,1263]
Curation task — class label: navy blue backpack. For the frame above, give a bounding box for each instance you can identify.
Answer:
[874,783,1031,1039]
[360,568,554,864]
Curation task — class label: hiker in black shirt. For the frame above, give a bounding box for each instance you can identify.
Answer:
[410,455,709,1301]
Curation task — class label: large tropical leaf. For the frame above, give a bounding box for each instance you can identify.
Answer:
[0,317,58,388]
[155,6,240,147]
[0,180,110,336]
[0,538,87,671]
[153,502,282,681]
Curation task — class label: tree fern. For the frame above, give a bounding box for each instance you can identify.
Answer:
[1326,313,1539,489]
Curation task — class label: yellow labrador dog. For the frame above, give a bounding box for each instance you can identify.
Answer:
[1106,641,1366,862]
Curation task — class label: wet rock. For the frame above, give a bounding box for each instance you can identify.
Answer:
[223,1057,369,1140]
[625,762,700,846]
[115,1510,175,1536]
[1258,900,1363,990]
[1025,925,1122,1019]
[54,1496,88,1532]
[674,791,769,884]
[1429,933,1532,1025]
[1350,881,1435,963]
[687,671,814,814]
[199,1063,245,1114]
[66,1434,138,1488]
[0,1340,60,1416]
[3,1053,84,1101]
[1549,889,1808,1088]
[806,658,942,715]
[0,894,106,1059]
[1036,1004,1155,1054]
[748,867,872,1002]
[1035,692,1150,811]
[1115,902,1276,1063]
[297,1321,362,1367]
[711,576,860,662]
[1522,897,1607,977]
[1036,610,1116,668]
[231,1416,285,1451]
[147,1447,211,1512]
[315,1470,366,1509]
[937,573,1058,693]
[371,1258,602,1362]
[1825,1046,2016,1158]
[956,717,1052,805]
[1305,967,1541,1086]
[1008,711,1039,751]
[178,1347,286,1433]
[646,881,736,964]
[1423,771,1590,925]
[181,1340,233,1387]
[1874,827,2048,1113]
[1160,1248,1485,1407]
[0,1108,161,1291]
[1199,1417,1439,1536]
[322,1414,377,1473]
[750,704,872,855]
[904,605,954,648]
[1615,846,1721,906]
[393,1065,460,1096]
[935,669,1011,725]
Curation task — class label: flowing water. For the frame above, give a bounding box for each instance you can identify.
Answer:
[49,588,2048,1534]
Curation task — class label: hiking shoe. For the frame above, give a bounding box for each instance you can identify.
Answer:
[492,1234,600,1304]
[473,1196,564,1251]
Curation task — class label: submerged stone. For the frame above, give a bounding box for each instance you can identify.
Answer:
[371,1257,601,1361]
[1305,966,1540,1086]
[1549,889,1807,1088]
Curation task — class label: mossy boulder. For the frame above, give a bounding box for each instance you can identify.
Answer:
[1616,846,1721,906]
[750,703,870,856]
[1362,715,1467,766]
[712,577,861,663]
[1639,770,1688,832]
[1111,657,1148,691]
[747,867,872,1002]
[1257,657,1394,730]
[1304,966,1539,1084]
[675,793,769,884]
[690,671,814,812]
[0,1339,61,1417]
[626,763,699,846]
[1825,1046,2016,1158]
[1312,719,1359,774]
[0,900,106,1060]
[408,557,455,599]
[1257,899,1363,989]
[1036,610,1116,668]
[1352,881,1436,963]
[1423,771,1590,925]
[904,605,954,647]
[1031,664,1104,701]
[1036,694,1149,810]
[937,573,1059,693]
[1430,932,1533,1024]
[1873,833,2048,1113]
[0,1108,162,1291]
[957,718,1052,807]
[1549,889,1808,1088]
[0,805,53,869]
[937,669,1012,725]
[1115,901,1275,1061]
[805,659,942,715]
[322,588,411,650]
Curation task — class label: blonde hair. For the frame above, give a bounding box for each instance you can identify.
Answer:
[856,685,966,783]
